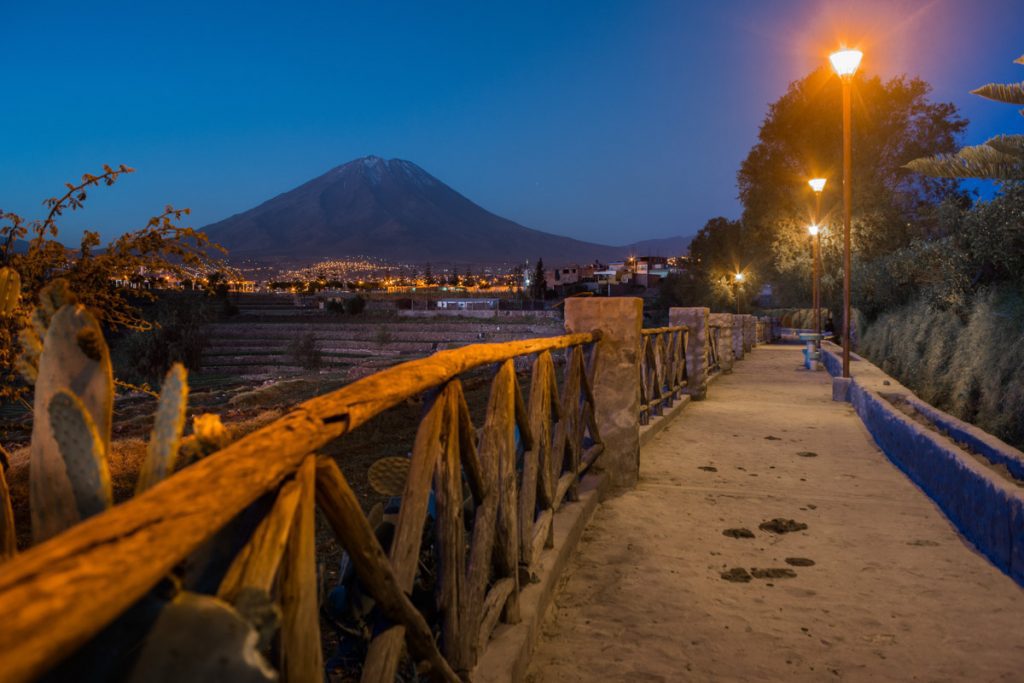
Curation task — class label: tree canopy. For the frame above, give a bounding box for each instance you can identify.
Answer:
[907,53,1024,180]
[735,67,966,308]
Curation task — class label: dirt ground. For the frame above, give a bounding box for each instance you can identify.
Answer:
[527,345,1024,682]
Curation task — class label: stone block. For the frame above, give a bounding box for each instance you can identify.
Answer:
[731,315,745,360]
[564,297,642,490]
[832,376,852,402]
[708,313,734,373]
[669,307,709,400]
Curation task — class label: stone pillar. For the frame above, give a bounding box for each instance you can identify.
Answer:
[708,313,734,373]
[564,297,642,490]
[743,315,754,352]
[670,307,709,400]
[731,314,745,361]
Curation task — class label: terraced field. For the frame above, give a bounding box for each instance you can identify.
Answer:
[201,301,564,379]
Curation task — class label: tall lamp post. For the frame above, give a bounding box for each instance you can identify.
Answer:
[733,272,745,314]
[808,177,827,338]
[829,48,862,378]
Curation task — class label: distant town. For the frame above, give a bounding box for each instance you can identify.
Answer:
[116,252,698,307]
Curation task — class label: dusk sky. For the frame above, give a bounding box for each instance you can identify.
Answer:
[3,0,1022,246]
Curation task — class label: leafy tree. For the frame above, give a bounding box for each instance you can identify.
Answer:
[907,53,1024,180]
[424,262,436,285]
[0,165,226,399]
[737,68,966,307]
[530,259,546,299]
[111,292,218,385]
[659,217,758,311]
[343,294,366,315]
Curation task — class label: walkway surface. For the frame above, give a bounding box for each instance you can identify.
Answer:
[527,345,1024,682]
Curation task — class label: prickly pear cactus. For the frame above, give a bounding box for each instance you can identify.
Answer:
[126,591,277,683]
[0,267,19,316]
[30,302,113,542]
[136,363,189,494]
[48,389,113,519]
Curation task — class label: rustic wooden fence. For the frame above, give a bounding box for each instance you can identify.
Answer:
[0,301,767,682]
[638,326,688,425]
[707,324,724,375]
[0,332,603,683]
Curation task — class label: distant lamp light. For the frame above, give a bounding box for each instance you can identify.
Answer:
[733,272,745,283]
[808,224,820,236]
[829,49,863,78]
[808,178,827,193]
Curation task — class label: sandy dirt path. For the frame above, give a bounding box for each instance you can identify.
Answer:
[526,345,1024,682]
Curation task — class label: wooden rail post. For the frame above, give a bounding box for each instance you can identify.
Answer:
[564,297,641,490]
[708,313,734,373]
[670,307,709,400]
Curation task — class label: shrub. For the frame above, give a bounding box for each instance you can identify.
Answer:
[287,332,322,371]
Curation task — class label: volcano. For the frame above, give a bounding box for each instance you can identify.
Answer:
[201,156,691,264]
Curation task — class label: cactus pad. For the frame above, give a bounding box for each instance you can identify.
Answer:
[367,456,411,496]
[48,389,112,520]
[30,303,113,542]
[136,363,189,494]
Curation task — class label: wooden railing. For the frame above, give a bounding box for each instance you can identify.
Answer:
[708,325,724,374]
[638,326,688,425]
[0,332,603,683]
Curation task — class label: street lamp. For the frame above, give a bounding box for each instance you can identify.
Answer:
[807,177,827,338]
[830,47,862,378]
[732,272,745,314]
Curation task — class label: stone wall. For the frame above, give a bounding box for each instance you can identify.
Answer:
[708,313,735,373]
[565,298,642,490]
[822,342,1024,586]
[669,307,710,400]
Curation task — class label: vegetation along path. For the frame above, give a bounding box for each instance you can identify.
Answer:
[527,345,1024,682]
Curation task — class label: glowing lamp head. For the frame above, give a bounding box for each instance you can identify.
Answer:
[808,178,827,193]
[830,49,863,78]
[808,224,820,236]
[733,272,745,283]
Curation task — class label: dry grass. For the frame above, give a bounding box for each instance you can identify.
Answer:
[861,286,1024,449]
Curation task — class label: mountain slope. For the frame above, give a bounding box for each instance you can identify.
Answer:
[202,156,692,264]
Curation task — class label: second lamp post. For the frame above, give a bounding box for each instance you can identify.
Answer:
[808,177,826,339]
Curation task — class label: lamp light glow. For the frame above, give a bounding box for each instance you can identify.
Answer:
[808,224,820,236]
[830,49,863,77]
[733,272,745,282]
[808,178,827,193]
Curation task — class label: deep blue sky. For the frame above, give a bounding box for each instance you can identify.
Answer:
[3,0,1022,247]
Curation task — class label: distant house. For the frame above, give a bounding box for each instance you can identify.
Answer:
[544,265,581,290]
[436,298,499,311]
